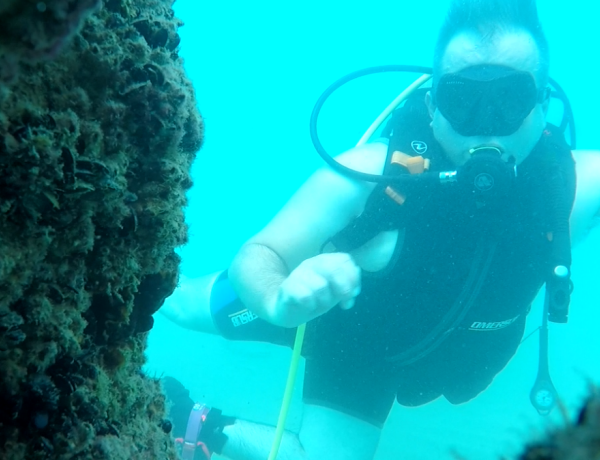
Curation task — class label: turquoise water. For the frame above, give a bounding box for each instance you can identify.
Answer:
[146,1,600,458]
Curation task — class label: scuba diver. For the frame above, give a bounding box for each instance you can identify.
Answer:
[161,0,600,459]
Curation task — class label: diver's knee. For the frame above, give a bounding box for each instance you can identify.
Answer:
[298,404,381,460]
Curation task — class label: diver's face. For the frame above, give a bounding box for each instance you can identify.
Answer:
[426,30,548,167]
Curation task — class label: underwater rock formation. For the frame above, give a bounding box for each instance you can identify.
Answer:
[0,0,202,458]
[0,0,101,87]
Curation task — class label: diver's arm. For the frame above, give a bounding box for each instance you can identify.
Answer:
[228,142,387,327]
[158,272,221,334]
[570,150,600,247]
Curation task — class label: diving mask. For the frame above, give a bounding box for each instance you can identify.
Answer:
[435,65,550,137]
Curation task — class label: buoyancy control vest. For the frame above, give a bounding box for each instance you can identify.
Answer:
[317,89,577,365]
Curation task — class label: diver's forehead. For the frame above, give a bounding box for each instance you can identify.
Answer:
[441,30,541,80]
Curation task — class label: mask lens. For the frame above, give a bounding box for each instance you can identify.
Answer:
[495,74,537,124]
[435,66,539,136]
[436,78,483,125]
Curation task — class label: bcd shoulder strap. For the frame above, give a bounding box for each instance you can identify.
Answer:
[326,89,434,253]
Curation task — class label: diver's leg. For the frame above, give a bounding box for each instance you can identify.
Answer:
[219,404,382,460]
[222,307,395,460]
[220,419,307,460]
[285,340,395,460]
[165,377,379,460]
[164,375,306,460]
[298,404,382,460]
[165,335,389,460]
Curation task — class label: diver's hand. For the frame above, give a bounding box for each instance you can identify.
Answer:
[271,253,361,328]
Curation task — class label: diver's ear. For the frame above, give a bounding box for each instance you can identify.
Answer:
[425,91,435,119]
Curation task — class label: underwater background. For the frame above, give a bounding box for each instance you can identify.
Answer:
[146,1,600,458]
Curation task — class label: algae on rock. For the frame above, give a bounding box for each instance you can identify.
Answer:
[0,0,203,458]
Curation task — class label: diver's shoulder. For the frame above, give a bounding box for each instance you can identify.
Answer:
[573,150,600,203]
[334,139,388,175]
[573,150,600,187]
[570,150,600,244]
[572,149,600,163]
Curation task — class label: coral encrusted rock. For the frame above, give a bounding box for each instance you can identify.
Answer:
[0,0,101,87]
[0,0,203,458]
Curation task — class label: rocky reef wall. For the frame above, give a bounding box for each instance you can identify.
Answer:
[0,0,202,458]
